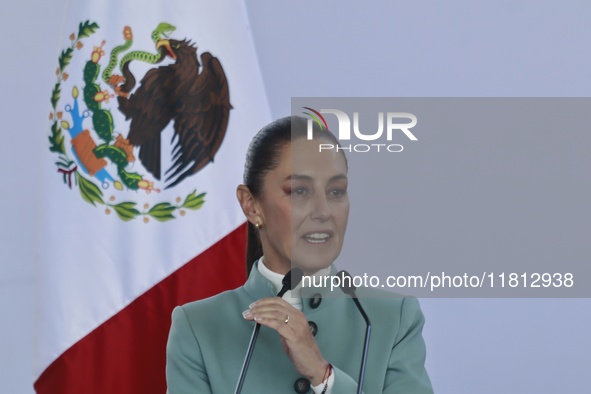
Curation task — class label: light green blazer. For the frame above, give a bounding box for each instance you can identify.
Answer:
[166,261,433,393]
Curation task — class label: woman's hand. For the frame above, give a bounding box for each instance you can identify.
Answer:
[243,298,328,386]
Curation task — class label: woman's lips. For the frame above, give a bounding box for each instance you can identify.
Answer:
[302,231,333,244]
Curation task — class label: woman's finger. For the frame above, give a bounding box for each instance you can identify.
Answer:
[246,298,301,322]
[248,297,293,310]
[242,298,308,340]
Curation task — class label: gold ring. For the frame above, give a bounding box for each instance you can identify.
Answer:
[284,315,290,324]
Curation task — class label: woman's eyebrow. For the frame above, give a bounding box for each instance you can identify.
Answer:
[285,174,312,181]
[329,174,348,182]
[285,174,347,182]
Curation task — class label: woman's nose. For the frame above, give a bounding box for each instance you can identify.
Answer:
[310,193,330,221]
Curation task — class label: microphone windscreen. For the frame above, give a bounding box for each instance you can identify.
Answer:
[337,270,357,295]
[287,267,304,290]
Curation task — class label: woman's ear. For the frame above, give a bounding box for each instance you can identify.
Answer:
[236,185,262,226]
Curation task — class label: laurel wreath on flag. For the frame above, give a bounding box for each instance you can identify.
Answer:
[48,20,205,222]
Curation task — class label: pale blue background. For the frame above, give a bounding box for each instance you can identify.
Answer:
[1,0,590,392]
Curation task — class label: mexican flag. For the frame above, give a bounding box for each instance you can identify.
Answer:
[35,1,270,392]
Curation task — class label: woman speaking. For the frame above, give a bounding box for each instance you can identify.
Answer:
[166,116,433,393]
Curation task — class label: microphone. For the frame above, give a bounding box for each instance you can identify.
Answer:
[277,267,304,297]
[337,270,371,394]
[234,267,304,394]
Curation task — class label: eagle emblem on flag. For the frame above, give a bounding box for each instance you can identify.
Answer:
[48,21,231,222]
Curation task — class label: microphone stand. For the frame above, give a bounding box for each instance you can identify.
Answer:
[338,270,371,394]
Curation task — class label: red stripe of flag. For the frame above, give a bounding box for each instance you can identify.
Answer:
[34,223,247,394]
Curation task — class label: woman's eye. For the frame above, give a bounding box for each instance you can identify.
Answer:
[291,187,308,196]
[329,188,347,198]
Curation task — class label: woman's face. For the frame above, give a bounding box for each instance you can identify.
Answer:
[256,137,349,274]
